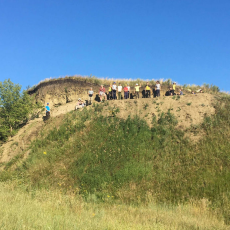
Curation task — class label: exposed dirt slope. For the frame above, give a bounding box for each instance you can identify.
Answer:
[0,93,216,164]
[104,93,215,128]
[0,100,78,164]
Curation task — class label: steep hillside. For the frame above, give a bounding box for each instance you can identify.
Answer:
[1,78,230,224]
[0,93,215,164]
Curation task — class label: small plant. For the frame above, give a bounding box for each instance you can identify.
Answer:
[160,102,164,105]
[134,100,137,105]
[104,101,109,106]
[10,142,19,147]
[176,95,180,100]
[172,95,176,100]
[176,107,181,112]
[143,103,149,110]
[186,102,192,106]
[94,104,103,112]
[200,104,205,107]
[152,100,156,104]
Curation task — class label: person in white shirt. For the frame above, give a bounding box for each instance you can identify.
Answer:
[112,82,117,100]
[155,81,161,97]
[76,98,85,110]
[117,83,123,100]
[88,87,94,104]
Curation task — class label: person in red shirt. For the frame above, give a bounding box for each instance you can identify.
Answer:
[99,85,107,102]
[124,85,129,99]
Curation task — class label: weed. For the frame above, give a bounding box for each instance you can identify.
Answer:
[176,107,181,112]
[186,102,192,106]
[143,103,149,110]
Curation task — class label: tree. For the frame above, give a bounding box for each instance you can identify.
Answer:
[0,79,40,141]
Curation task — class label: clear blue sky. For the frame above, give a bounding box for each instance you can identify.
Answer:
[0,0,229,91]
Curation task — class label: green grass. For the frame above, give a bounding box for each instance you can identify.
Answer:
[0,182,228,230]
[1,95,230,223]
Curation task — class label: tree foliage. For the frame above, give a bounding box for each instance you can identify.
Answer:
[0,79,39,141]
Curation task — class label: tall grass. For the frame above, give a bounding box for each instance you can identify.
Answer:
[1,95,230,223]
[0,182,228,230]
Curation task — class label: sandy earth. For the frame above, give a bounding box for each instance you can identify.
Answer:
[0,93,216,164]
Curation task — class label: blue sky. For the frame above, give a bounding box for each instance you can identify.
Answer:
[0,0,229,91]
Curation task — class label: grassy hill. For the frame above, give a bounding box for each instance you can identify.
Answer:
[0,77,230,229]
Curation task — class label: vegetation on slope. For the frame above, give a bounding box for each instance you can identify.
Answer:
[0,79,42,142]
[1,94,230,223]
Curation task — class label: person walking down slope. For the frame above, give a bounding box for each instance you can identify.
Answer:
[155,81,161,97]
[118,83,122,100]
[99,85,107,102]
[45,103,51,119]
[124,85,129,99]
[135,83,141,99]
[112,82,117,100]
[88,87,94,105]
[145,82,151,98]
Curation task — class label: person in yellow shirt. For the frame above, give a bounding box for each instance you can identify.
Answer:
[145,82,151,98]
[108,84,112,100]
[135,83,141,99]
[172,82,176,95]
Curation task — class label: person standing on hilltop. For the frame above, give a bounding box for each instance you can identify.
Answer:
[45,102,51,119]
[135,83,141,99]
[145,82,151,98]
[112,82,117,100]
[124,84,128,99]
[127,84,130,99]
[172,82,176,95]
[108,84,112,100]
[118,83,122,100]
[155,81,161,97]
[88,87,94,105]
[99,85,107,102]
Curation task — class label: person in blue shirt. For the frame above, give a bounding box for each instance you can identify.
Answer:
[45,103,51,119]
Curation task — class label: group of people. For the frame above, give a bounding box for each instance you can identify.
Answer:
[95,81,162,102]
[45,82,204,114]
[165,82,183,96]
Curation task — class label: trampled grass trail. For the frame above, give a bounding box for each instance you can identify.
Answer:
[0,182,228,230]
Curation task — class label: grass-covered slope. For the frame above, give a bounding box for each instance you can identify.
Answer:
[1,95,230,223]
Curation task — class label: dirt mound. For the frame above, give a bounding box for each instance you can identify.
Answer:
[0,92,216,164]
[104,93,215,129]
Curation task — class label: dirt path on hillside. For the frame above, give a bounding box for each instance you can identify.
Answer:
[0,93,216,164]
[0,101,78,164]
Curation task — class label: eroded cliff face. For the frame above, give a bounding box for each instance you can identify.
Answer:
[29,79,105,107]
